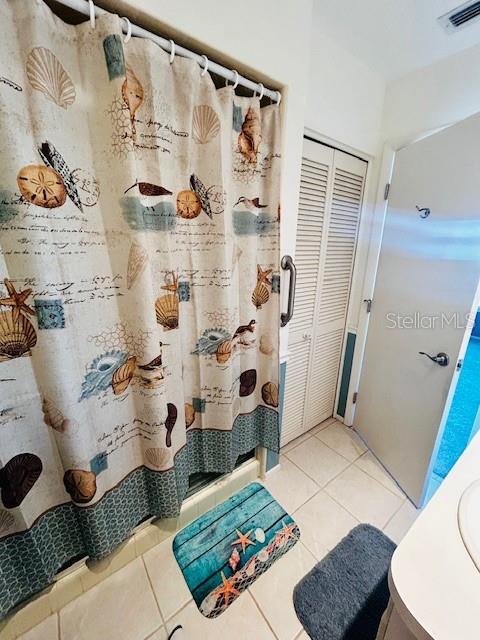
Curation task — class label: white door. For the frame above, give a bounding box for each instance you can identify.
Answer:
[282,138,366,445]
[355,113,480,506]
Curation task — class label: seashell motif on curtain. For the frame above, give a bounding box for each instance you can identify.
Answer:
[192,105,221,144]
[144,447,170,469]
[0,310,37,361]
[126,241,149,289]
[0,454,43,509]
[25,46,76,108]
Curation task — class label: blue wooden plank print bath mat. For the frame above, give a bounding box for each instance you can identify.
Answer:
[173,482,300,618]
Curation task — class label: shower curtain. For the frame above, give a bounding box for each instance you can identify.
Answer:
[0,0,281,616]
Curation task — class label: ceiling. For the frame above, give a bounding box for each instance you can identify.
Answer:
[313,0,480,80]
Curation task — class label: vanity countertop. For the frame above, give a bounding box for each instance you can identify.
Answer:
[389,431,480,640]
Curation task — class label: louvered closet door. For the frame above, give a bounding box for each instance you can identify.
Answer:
[305,151,367,430]
[282,141,367,446]
[281,140,334,445]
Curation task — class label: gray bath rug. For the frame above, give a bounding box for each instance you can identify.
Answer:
[293,524,396,640]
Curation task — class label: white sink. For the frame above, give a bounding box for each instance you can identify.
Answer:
[458,479,480,572]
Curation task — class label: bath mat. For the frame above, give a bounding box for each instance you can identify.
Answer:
[173,482,300,618]
[293,524,396,640]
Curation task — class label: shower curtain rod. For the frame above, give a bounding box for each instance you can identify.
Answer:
[55,0,281,103]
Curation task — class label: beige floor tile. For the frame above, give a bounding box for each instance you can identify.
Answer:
[249,542,316,640]
[146,627,167,640]
[286,438,351,487]
[294,632,310,640]
[315,423,367,462]
[383,500,421,544]
[16,615,58,640]
[325,465,404,528]
[166,593,275,640]
[10,589,52,638]
[263,456,319,513]
[354,451,405,498]
[294,491,358,559]
[281,432,313,455]
[310,417,337,435]
[143,537,192,622]
[0,616,16,640]
[59,558,161,640]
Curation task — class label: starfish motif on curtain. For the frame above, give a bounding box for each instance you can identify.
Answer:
[231,528,256,553]
[215,571,241,607]
[257,265,272,285]
[0,278,35,322]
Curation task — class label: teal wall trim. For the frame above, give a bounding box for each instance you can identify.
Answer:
[337,332,357,418]
[266,361,287,470]
[0,405,279,619]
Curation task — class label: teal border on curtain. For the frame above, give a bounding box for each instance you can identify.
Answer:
[0,405,279,619]
[266,361,286,471]
[336,332,357,418]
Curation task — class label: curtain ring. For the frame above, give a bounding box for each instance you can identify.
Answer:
[225,69,239,89]
[255,83,265,100]
[169,39,176,64]
[88,0,95,29]
[121,17,132,43]
[275,90,282,106]
[200,55,209,77]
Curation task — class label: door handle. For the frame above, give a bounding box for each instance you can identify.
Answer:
[281,255,296,327]
[418,351,450,367]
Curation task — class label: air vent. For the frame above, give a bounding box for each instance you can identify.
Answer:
[438,0,480,32]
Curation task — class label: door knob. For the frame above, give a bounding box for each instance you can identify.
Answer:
[419,351,450,367]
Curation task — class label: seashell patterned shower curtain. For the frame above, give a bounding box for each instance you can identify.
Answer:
[0,0,281,616]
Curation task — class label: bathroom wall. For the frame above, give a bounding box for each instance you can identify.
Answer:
[383,42,480,148]
[305,30,386,158]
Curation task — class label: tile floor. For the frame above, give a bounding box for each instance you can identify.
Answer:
[15,418,421,640]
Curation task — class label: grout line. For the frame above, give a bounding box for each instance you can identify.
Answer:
[285,447,354,493]
[163,597,193,625]
[57,610,61,640]
[382,498,407,531]
[144,624,166,640]
[280,418,337,454]
[141,555,165,627]
[281,433,315,456]
[291,487,323,517]
[354,450,408,500]
[297,539,318,563]
[248,590,280,639]
[290,485,322,515]
[285,425,365,466]
[311,431,363,462]
[350,457,408,501]
[322,471,405,531]
[323,489,361,524]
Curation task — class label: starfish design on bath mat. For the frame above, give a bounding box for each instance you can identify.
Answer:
[215,571,241,607]
[0,279,35,322]
[231,528,256,553]
[274,520,299,547]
